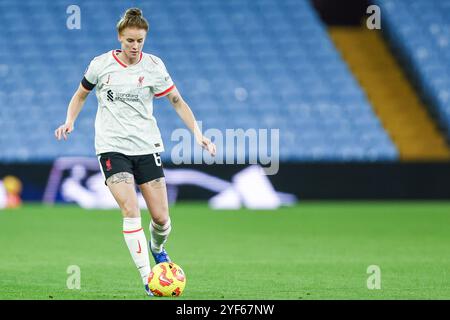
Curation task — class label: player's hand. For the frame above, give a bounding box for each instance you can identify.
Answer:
[54,122,74,141]
[197,136,216,156]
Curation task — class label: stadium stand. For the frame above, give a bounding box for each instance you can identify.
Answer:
[374,0,450,142]
[0,0,399,162]
[330,27,450,160]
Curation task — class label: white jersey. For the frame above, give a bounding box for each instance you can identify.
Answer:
[83,50,174,156]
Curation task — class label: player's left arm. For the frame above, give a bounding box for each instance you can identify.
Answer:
[166,87,216,156]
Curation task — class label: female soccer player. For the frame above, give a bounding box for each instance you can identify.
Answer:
[54,8,216,296]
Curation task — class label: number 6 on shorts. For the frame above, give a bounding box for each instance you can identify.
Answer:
[153,153,162,166]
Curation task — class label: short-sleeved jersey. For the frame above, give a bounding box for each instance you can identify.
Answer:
[82,50,175,156]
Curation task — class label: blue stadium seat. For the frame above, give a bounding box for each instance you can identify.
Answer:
[0,0,398,162]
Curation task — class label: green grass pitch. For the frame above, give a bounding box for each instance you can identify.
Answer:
[0,202,449,300]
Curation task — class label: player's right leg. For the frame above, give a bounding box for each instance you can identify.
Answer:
[98,153,152,296]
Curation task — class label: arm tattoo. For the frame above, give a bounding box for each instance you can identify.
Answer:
[146,177,166,189]
[171,95,180,104]
[106,172,134,185]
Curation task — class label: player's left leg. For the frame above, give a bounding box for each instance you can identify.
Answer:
[133,153,172,264]
[138,177,172,264]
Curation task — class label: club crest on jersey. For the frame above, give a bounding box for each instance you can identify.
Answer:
[138,76,144,87]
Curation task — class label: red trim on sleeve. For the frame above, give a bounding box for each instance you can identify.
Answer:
[154,85,175,98]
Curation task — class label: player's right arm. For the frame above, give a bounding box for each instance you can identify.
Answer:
[55,55,101,141]
[55,84,91,140]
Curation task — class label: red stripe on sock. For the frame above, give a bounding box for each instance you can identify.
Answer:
[123,228,143,234]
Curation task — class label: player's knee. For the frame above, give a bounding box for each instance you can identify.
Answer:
[152,213,170,226]
[121,199,139,218]
[151,202,169,225]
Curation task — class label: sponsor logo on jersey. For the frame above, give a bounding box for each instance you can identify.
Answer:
[107,90,114,102]
[106,89,139,103]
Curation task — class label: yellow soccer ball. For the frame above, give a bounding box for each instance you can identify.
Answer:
[148,262,186,297]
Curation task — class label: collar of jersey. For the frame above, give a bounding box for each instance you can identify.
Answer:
[112,49,143,68]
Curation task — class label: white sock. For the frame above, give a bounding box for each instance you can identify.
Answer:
[150,217,172,254]
[123,217,151,285]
